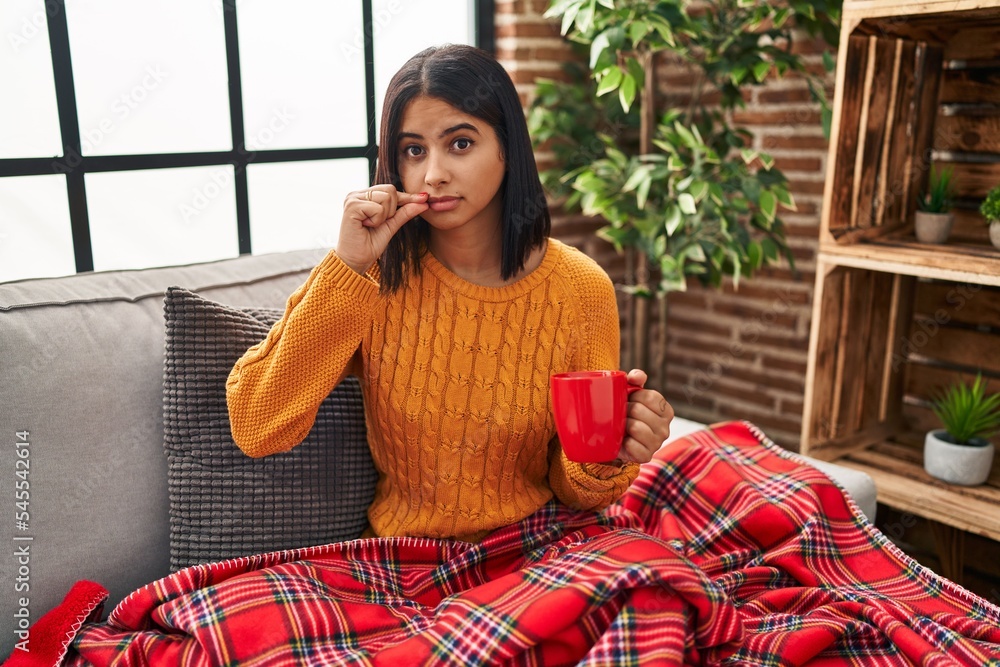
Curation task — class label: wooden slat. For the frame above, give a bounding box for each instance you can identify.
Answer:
[939,68,1000,105]
[818,244,1000,286]
[944,26,1000,60]
[934,115,1000,154]
[804,422,897,461]
[804,265,848,449]
[830,35,873,237]
[884,40,920,230]
[847,0,1000,22]
[908,324,1000,370]
[882,273,917,423]
[912,280,1000,328]
[856,37,901,229]
[951,208,992,243]
[859,272,896,428]
[939,161,1000,199]
[906,43,946,229]
[905,363,1000,401]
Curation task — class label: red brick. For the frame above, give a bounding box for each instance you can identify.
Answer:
[786,179,827,195]
[495,45,534,61]
[495,21,561,39]
[714,381,779,409]
[712,301,799,329]
[510,66,568,84]
[533,46,578,62]
[751,332,810,351]
[784,222,821,238]
[666,290,711,310]
[720,282,812,305]
[665,313,733,339]
[762,354,809,375]
[761,134,830,151]
[732,109,823,126]
[772,156,823,173]
[723,365,806,394]
[781,397,805,416]
[758,87,815,104]
[757,265,816,285]
[790,37,836,56]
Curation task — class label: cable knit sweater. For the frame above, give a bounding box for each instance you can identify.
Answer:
[226,238,639,541]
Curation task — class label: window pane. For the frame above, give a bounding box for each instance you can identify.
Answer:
[239,0,366,150]
[247,158,369,254]
[0,176,74,282]
[374,0,475,138]
[86,167,238,271]
[0,0,62,159]
[65,0,231,156]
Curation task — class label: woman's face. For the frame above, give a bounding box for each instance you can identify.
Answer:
[396,95,506,236]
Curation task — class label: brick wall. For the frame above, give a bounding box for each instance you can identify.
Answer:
[496,0,836,449]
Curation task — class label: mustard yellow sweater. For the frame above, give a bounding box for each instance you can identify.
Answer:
[226,239,639,541]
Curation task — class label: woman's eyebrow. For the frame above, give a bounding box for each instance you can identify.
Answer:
[398,123,481,141]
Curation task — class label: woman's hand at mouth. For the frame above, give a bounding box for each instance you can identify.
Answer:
[337,186,429,275]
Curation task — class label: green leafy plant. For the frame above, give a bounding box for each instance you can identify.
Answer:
[917,164,956,214]
[931,373,1000,445]
[980,185,1000,224]
[530,0,841,378]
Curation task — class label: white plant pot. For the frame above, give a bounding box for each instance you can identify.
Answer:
[914,211,954,244]
[923,429,994,486]
[990,220,1000,250]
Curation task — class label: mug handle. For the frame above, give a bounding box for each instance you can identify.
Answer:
[626,383,642,398]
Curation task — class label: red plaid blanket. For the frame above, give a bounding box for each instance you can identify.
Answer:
[6,421,1000,666]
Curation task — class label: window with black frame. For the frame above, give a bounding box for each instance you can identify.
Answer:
[0,0,493,283]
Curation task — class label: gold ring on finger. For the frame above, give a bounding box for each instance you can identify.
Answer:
[365,190,372,201]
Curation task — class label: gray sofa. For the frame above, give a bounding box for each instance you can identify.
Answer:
[0,249,877,658]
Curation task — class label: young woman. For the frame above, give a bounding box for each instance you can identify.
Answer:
[226,44,674,542]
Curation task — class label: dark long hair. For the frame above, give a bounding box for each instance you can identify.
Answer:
[375,44,550,292]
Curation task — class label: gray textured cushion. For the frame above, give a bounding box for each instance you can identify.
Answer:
[163,287,376,570]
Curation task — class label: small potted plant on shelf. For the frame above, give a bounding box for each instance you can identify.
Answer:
[914,165,956,244]
[981,184,1000,250]
[924,372,1000,486]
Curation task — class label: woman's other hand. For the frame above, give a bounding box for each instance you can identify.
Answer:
[337,186,429,275]
[619,369,674,464]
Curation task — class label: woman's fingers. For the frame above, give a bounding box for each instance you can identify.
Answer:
[618,384,674,464]
[384,200,429,233]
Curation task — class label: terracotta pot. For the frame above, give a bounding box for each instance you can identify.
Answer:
[923,429,994,486]
[914,211,954,244]
[990,220,1000,250]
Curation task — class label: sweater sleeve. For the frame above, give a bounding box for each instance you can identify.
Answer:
[226,250,379,458]
[547,254,640,510]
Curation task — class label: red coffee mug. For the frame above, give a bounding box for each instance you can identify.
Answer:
[550,370,641,463]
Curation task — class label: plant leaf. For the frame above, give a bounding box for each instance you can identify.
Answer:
[678,192,697,215]
[664,204,683,236]
[759,191,777,221]
[752,61,771,82]
[619,72,637,112]
[590,30,611,69]
[596,66,623,96]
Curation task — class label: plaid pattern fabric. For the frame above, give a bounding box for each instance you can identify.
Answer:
[27,422,1000,665]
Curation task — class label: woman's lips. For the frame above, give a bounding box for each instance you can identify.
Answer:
[426,196,461,212]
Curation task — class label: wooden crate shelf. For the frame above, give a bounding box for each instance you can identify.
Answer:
[840,441,1000,542]
[803,0,1000,584]
[819,240,1000,286]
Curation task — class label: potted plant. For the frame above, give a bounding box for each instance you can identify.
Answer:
[914,164,956,243]
[530,0,840,385]
[924,372,1000,486]
[981,184,1000,250]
